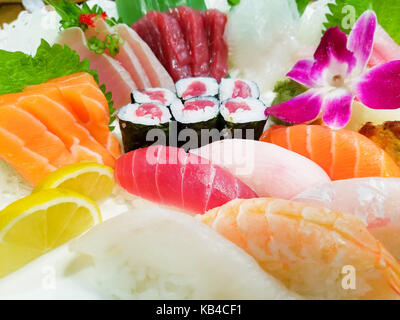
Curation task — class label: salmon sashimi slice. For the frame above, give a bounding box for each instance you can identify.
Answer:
[85,19,151,90]
[260,125,400,180]
[0,105,75,168]
[199,198,400,300]
[25,73,121,159]
[0,127,56,185]
[13,88,116,168]
[113,24,175,90]
[168,6,210,77]
[57,27,136,109]
[114,146,257,215]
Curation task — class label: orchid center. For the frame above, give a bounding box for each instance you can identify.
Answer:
[331,74,345,87]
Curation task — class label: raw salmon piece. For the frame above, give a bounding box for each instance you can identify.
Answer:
[0,105,75,168]
[199,198,400,299]
[113,24,175,90]
[57,27,136,109]
[260,125,400,180]
[0,127,55,185]
[169,6,210,77]
[115,146,257,215]
[25,73,121,159]
[85,19,151,89]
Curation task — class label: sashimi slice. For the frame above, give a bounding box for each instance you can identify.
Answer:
[25,73,121,159]
[85,19,150,89]
[114,24,175,90]
[115,146,257,214]
[56,27,136,109]
[260,125,400,180]
[292,178,400,261]
[0,127,55,185]
[14,88,116,168]
[191,139,330,199]
[370,25,400,67]
[202,9,228,82]
[169,6,210,77]
[0,105,75,168]
[145,11,192,81]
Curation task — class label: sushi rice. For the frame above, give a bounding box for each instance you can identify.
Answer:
[170,97,219,124]
[131,88,177,106]
[175,77,219,100]
[219,78,260,101]
[220,98,266,123]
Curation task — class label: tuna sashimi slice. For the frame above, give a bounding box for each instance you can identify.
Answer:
[85,19,151,90]
[146,11,192,81]
[114,24,175,90]
[115,146,257,214]
[169,6,210,77]
[203,9,229,82]
[57,27,136,109]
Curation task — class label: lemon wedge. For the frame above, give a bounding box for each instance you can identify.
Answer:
[35,162,114,201]
[0,188,101,278]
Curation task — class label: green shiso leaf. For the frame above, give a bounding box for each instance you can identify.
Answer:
[269,78,308,126]
[0,40,115,130]
[295,0,312,16]
[116,0,207,25]
[324,0,400,45]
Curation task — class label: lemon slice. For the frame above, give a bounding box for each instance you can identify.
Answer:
[35,162,114,201]
[0,189,101,278]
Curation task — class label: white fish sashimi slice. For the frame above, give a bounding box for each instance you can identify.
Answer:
[190,139,331,199]
[292,178,400,261]
[113,24,175,91]
[370,25,400,67]
[56,27,136,109]
[69,208,300,300]
[85,20,151,90]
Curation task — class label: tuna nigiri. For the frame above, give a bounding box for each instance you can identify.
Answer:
[190,139,330,199]
[114,145,257,214]
[260,125,400,180]
[199,198,400,300]
[293,178,400,261]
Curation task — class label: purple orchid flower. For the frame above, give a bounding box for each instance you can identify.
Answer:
[266,10,400,129]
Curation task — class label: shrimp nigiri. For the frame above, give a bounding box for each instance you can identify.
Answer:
[199,198,400,300]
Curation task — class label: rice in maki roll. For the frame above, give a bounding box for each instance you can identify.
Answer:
[176,77,219,100]
[220,98,267,140]
[131,88,176,106]
[171,97,220,150]
[118,103,172,152]
[219,79,260,101]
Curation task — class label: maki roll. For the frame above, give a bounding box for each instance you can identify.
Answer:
[219,79,260,101]
[131,88,176,106]
[176,77,219,100]
[118,103,172,152]
[220,98,267,140]
[171,97,220,150]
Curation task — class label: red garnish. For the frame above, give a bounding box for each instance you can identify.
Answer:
[101,12,108,19]
[79,13,97,28]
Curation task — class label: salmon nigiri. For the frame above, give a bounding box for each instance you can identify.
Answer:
[199,198,400,300]
[115,145,257,214]
[260,125,400,180]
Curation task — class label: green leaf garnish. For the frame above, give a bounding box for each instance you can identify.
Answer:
[0,40,115,130]
[295,0,312,16]
[324,0,400,45]
[87,34,124,57]
[116,0,207,25]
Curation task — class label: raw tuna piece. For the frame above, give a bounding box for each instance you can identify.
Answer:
[145,11,192,81]
[115,145,258,214]
[168,6,210,77]
[57,27,136,109]
[203,9,229,82]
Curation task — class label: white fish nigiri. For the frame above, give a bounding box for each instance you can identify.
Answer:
[190,139,330,199]
[69,208,299,300]
[293,178,400,261]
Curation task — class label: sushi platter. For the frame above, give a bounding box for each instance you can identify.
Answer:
[1,0,400,301]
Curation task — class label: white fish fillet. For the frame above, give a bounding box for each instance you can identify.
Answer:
[69,208,300,300]
[190,139,331,199]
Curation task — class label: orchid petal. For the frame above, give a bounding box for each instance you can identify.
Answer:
[348,10,377,74]
[265,90,322,124]
[355,60,400,110]
[322,88,354,129]
[311,27,357,84]
[286,59,315,87]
